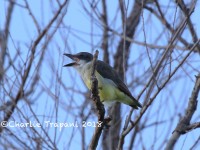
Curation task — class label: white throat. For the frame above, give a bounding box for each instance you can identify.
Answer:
[74,60,92,75]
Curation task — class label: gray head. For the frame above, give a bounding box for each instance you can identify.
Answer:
[63,52,93,67]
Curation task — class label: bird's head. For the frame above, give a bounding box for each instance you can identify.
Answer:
[63,52,93,67]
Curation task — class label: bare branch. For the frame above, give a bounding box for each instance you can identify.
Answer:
[0,0,15,81]
[176,0,200,53]
[101,0,109,64]
[165,73,200,150]
[118,39,200,149]
[0,0,69,133]
[89,50,105,150]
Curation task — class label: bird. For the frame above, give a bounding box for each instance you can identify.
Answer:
[63,52,142,109]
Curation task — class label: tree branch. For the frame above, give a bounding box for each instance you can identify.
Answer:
[101,0,109,64]
[0,0,69,133]
[0,0,15,81]
[118,39,200,149]
[165,73,200,150]
[89,50,105,150]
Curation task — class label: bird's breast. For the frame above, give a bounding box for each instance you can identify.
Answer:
[79,66,117,102]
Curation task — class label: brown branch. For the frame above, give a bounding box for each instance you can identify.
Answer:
[114,0,142,74]
[144,1,199,53]
[165,73,200,150]
[107,27,194,51]
[89,50,105,150]
[185,122,200,132]
[118,39,200,149]
[101,0,109,64]
[0,0,69,134]
[0,0,15,81]
[147,2,188,46]
[176,0,200,54]
[106,1,144,149]
[24,0,41,33]
[137,2,196,100]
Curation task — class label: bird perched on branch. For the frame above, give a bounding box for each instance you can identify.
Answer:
[64,52,142,109]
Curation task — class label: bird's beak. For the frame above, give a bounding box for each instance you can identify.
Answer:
[63,53,80,67]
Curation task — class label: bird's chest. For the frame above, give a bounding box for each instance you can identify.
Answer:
[76,63,94,89]
[81,70,103,88]
[82,70,92,88]
[82,71,116,101]
[76,63,116,101]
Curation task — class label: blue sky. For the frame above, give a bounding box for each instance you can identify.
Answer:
[0,0,200,149]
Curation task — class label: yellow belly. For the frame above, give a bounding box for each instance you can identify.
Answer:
[82,71,135,106]
[98,81,117,102]
[83,71,117,102]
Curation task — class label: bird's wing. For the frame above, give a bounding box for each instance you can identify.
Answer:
[96,60,134,100]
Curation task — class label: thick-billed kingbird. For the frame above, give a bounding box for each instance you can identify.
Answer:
[64,52,142,109]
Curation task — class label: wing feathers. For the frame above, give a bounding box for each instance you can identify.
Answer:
[96,61,142,108]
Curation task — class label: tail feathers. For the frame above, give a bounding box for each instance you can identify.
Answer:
[129,99,142,109]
